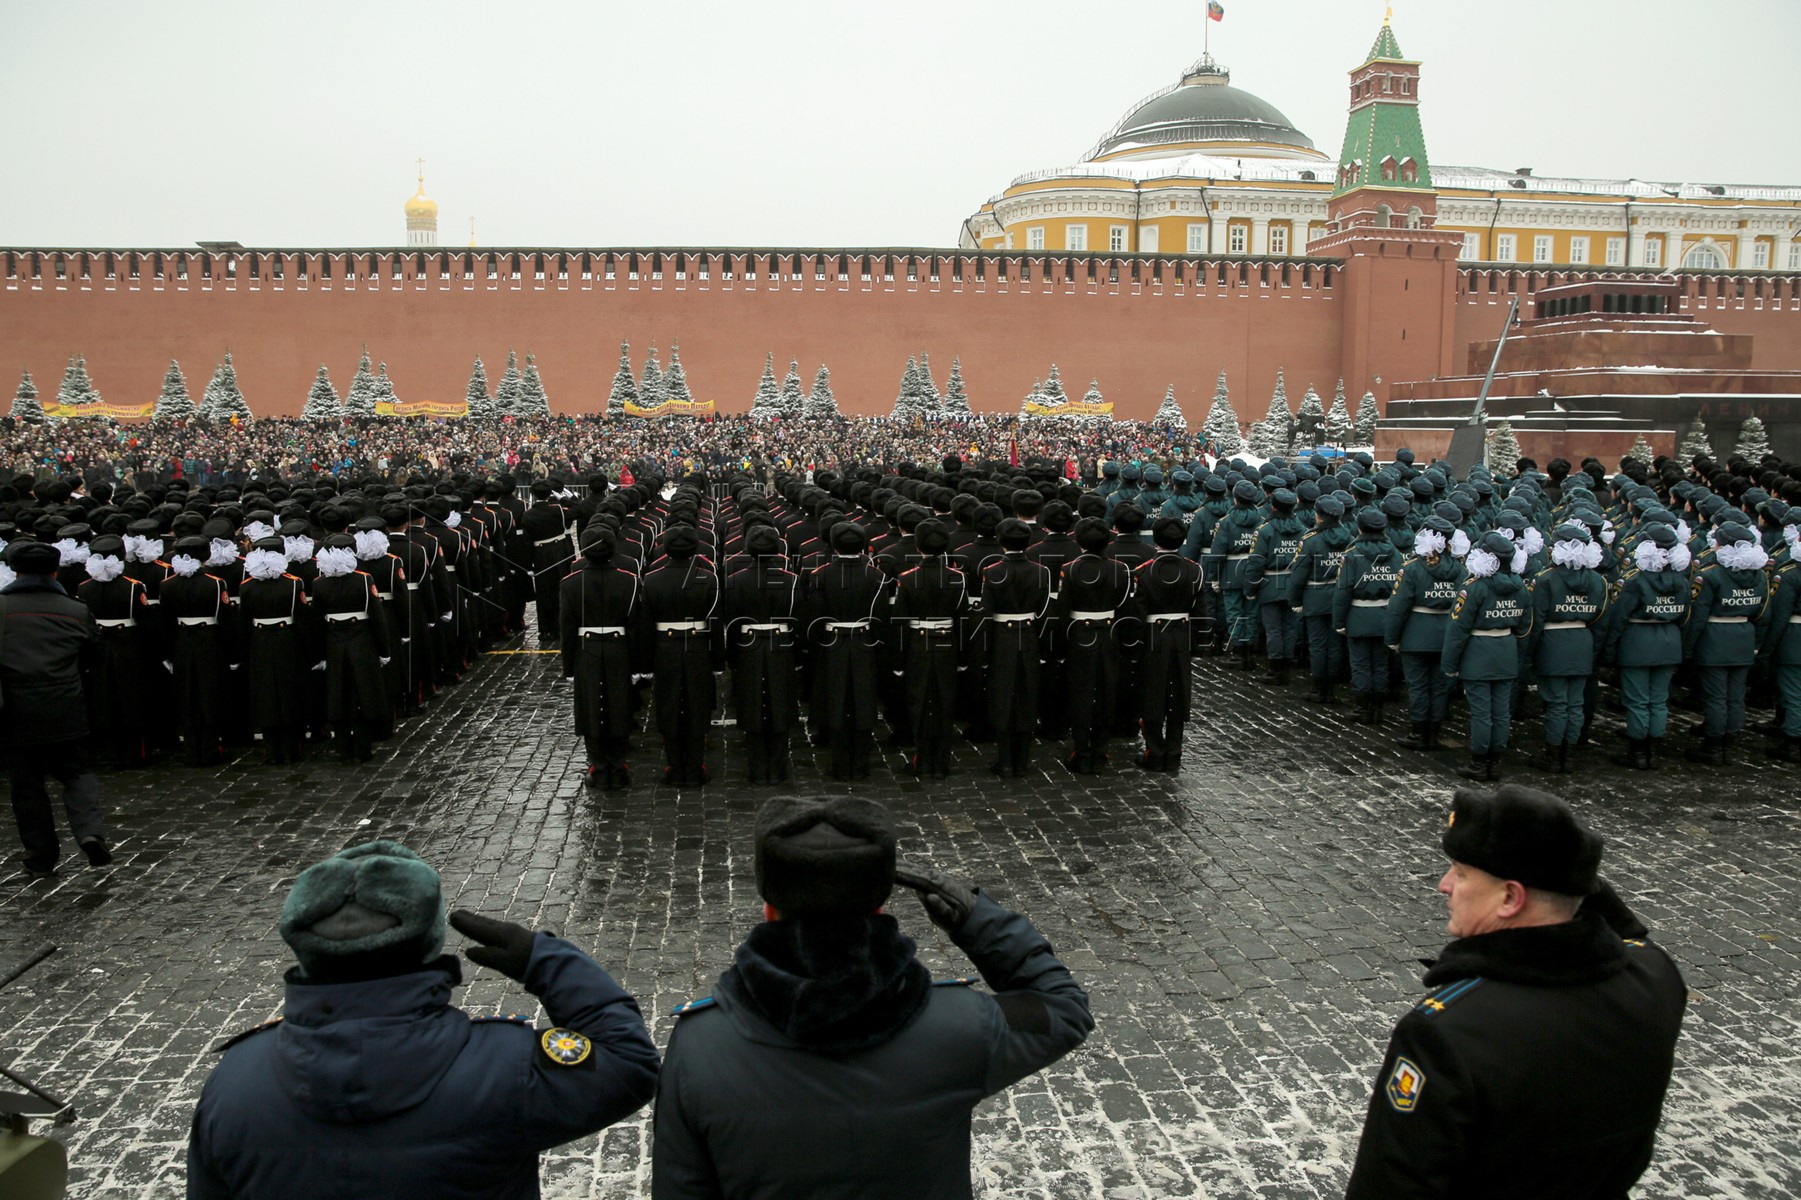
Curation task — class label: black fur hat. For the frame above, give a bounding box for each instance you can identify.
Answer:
[755,797,897,918]
[1442,784,1602,896]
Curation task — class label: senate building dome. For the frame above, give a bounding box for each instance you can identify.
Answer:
[1089,56,1324,162]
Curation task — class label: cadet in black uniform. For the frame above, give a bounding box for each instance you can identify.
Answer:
[1026,500,1080,741]
[237,536,316,764]
[805,522,887,780]
[559,527,647,789]
[892,520,968,780]
[642,525,721,787]
[1133,518,1204,772]
[75,534,155,766]
[1346,784,1686,1199]
[720,525,804,785]
[523,482,574,647]
[161,534,237,766]
[309,533,394,762]
[1058,518,1133,775]
[979,518,1052,778]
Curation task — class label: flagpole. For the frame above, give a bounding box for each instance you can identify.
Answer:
[1204,10,1210,56]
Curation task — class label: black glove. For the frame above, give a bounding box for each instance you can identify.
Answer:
[448,909,537,981]
[893,862,979,933]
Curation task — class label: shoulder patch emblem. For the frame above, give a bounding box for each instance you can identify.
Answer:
[540,1027,593,1067]
[1385,1056,1426,1113]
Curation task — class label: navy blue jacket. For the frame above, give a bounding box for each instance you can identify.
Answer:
[652,894,1092,1200]
[187,935,658,1200]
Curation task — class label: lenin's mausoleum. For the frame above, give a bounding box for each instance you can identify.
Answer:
[5,19,1800,459]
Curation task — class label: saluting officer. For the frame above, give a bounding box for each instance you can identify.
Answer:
[1345,785,1685,1199]
[1133,518,1204,772]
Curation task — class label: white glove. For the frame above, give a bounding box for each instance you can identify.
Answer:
[631,673,651,684]
[228,663,240,672]
[442,612,454,623]
[379,656,392,667]
[563,675,575,682]
[162,660,174,674]
[312,661,327,672]
[400,637,410,644]
[892,669,903,677]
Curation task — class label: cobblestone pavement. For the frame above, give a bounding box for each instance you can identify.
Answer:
[3,628,1798,1199]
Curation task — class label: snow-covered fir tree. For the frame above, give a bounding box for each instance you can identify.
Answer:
[638,347,666,412]
[1247,420,1284,459]
[916,353,942,415]
[1324,384,1355,445]
[1294,384,1325,448]
[1201,370,1245,455]
[301,365,342,421]
[1260,370,1293,451]
[154,360,195,422]
[803,364,838,418]
[605,343,636,418]
[942,356,972,416]
[1040,364,1071,407]
[1354,389,1379,445]
[779,359,804,418]
[198,364,222,420]
[214,352,248,420]
[10,369,44,423]
[464,356,496,419]
[516,353,551,417]
[664,342,695,410]
[1625,433,1655,467]
[1734,416,1772,462]
[343,347,378,418]
[1152,385,1187,430]
[1019,379,1046,418]
[1079,379,1110,421]
[494,350,524,417]
[1485,420,1522,476]
[1676,419,1714,464]
[749,353,781,419]
[892,355,929,419]
[372,362,398,414]
[55,356,99,411]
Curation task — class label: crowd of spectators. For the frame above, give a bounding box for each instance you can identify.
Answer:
[1,414,1206,489]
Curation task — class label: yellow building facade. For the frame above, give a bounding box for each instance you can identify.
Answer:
[962,31,1801,273]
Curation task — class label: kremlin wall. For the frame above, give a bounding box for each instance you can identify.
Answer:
[5,21,1800,459]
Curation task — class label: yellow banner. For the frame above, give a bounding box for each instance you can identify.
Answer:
[382,398,469,418]
[44,401,156,420]
[1022,398,1112,418]
[625,398,717,419]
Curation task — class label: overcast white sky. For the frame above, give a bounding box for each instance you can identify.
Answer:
[3,0,1797,249]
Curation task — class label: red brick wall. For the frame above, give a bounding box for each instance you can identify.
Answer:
[0,250,1347,423]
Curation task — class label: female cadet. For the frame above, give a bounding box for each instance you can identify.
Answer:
[1602,524,1692,770]
[1441,530,1533,781]
[1289,495,1353,707]
[1524,523,1610,774]
[1334,509,1403,728]
[1683,523,1771,765]
[1385,514,1463,751]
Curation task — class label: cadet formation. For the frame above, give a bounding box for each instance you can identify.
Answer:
[0,443,1797,792]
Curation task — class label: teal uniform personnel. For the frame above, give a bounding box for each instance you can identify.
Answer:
[1334,509,1403,726]
[1442,531,1533,781]
[1157,471,1202,527]
[1104,464,1142,517]
[1289,495,1353,705]
[1683,523,1772,763]
[1524,524,1610,773]
[1346,788,1686,1200]
[1093,461,1121,500]
[1245,488,1307,683]
[1209,481,1266,667]
[1134,465,1170,516]
[1180,477,1231,649]
[1758,528,1801,761]
[1385,516,1463,751]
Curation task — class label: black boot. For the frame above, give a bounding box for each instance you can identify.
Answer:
[1425,721,1442,750]
[1685,735,1727,766]
[1528,740,1560,772]
[1557,744,1572,774]
[1457,751,1490,780]
[1769,736,1801,763]
[1639,738,1657,770]
[1610,737,1642,768]
[1398,721,1431,751]
[1369,700,1383,729]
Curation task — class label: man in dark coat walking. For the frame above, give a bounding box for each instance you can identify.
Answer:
[1345,784,1686,1199]
[187,840,658,1199]
[2,540,111,877]
[652,797,1092,1200]
[559,527,648,789]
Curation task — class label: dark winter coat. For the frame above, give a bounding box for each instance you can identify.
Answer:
[642,557,722,740]
[76,574,153,743]
[1132,552,1204,721]
[0,577,98,745]
[159,571,236,731]
[1441,572,1532,681]
[720,563,804,735]
[891,557,969,735]
[978,554,1050,732]
[1384,554,1464,652]
[652,896,1092,1200]
[1345,889,1685,1200]
[803,556,887,732]
[187,937,659,1200]
[236,575,317,729]
[1334,536,1404,638]
[560,558,649,739]
[1056,553,1133,732]
[309,571,393,723]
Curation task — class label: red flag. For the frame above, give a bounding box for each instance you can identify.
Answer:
[1009,437,1020,467]
[1208,1,1224,21]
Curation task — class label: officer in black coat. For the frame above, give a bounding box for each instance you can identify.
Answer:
[161,534,238,766]
[1,540,111,876]
[1346,784,1687,1198]
[652,797,1091,1200]
[1026,500,1080,741]
[804,522,888,780]
[642,524,721,786]
[559,527,648,790]
[236,536,318,764]
[75,533,156,767]
[980,518,1052,777]
[1133,518,1205,772]
[385,505,438,711]
[891,520,968,780]
[720,525,804,785]
[1057,518,1134,774]
[309,533,394,762]
[522,482,574,647]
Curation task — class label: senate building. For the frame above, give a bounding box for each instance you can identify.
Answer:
[961,22,1800,275]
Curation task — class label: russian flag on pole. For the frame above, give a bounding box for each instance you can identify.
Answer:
[1208,1,1225,21]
